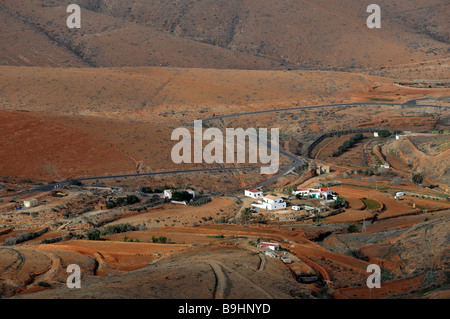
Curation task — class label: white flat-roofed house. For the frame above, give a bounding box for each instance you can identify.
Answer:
[292,188,309,196]
[244,189,264,198]
[23,199,38,208]
[252,195,286,210]
[319,187,333,198]
[309,187,332,199]
[163,189,173,199]
[258,242,281,251]
[309,190,321,199]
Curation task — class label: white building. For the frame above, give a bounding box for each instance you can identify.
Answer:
[185,189,196,198]
[23,199,38,208]
[163,189,173,199]
[258,242,280,251]
[309,187,332,199]
[292,188,309,196]
[251,195,286,210]
[244,189,264,199]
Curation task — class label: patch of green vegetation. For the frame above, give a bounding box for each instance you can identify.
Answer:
[369,98,395,102]
[152,236,169,243]
[419,285,441,295]
[106,195,140,209]
[436,141,450,153]
[189,197,211,206]
[206,235,224,238]
[346,224,358,233]
[332,133,364,157]
[333,196,348,209]
[122,236,139,242]
[172,191,193,202]
[101,223,135,235]
[279,133,290,141]
[349,249,369,261]
[87,229,101,240]
[361,198,381,210]
[342,183,388,191]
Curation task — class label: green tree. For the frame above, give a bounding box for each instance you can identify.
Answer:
[172,191,193,202]
[378,130,391,138]
[334,196,348,209]
[241,207,253,220]
[87,229,101,240]
[346,224,358,233]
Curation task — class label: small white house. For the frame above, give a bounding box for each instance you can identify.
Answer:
[258,242,280,251]
[252,195,286,210]
[374,132,379,137]
[291,206,301,211]
[163,189,173,199]
[292,188,309,196]
[244,189,263,199]
[309,187,332,199]
[396,192,405,197]
[23,199,38,208]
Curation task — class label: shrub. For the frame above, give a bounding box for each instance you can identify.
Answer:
[172,191,193,202]
[189,197,211,206]
[241,207,253,220]
[4,237,17,246]
[215,216,227,223]
[334,196,348,209]
[70,179,83,186]
[140,187,153,193]
[349,249,369,261]
[332,133,364,157]
[15,232,31,242]
[106,195,140,209]
[125,195,140,205]
[87,229,101,240]
[42,237,62,244]
[346,224,358,233]
[378,130,391,138]
[412,173,423,185]
[152,236,168,243]
[364,169,374,176]
[106,200,117,209]
[102,223,135,235]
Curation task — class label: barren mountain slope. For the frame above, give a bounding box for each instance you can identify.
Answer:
[0,0,281,70]
[1,0,448,69]
[383,135,450,186]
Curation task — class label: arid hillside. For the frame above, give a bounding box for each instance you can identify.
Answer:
[0,0,448,70]
[1,66,448,122]
[383,135,450,185]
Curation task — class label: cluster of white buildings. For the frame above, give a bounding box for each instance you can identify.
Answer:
[291,187,334,199]
[244,189,287,211]
[243,186,336,211]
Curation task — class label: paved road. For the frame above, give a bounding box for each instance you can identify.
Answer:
[12,101,449,195]
[200,101,449,122]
